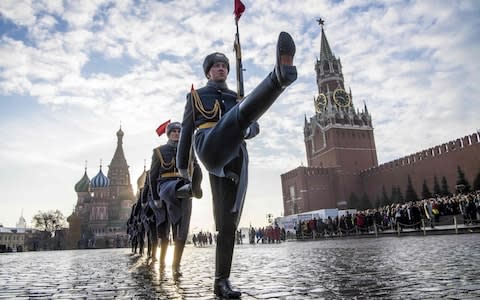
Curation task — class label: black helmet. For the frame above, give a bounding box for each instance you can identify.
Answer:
[203,52,230,78]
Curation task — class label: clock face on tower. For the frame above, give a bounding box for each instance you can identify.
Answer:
[333,88,351,107]
[315,93,327,112]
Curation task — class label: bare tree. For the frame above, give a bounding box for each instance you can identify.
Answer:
[32,210,66,236]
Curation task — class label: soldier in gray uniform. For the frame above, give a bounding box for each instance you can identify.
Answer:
[139,170,162,261]
[177,32,296,298]
[150,122,202,277]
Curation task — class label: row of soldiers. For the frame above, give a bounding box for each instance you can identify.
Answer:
[127,121,202,279]
[127,30,297,298]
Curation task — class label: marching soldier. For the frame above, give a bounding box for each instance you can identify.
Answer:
[150,121,202,277]
[139,170,160,261]
[177,32,297,298]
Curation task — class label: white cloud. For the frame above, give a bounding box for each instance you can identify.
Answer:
[61,0,106,29]
[0,0,36,26]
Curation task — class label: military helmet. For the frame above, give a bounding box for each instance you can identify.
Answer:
[166,121,181,136]
[203,52,230,77]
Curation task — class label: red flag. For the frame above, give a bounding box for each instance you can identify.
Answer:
[234,0,245,21]
[156,119,171,136]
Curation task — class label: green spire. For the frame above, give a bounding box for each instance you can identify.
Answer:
[319,26,335,62]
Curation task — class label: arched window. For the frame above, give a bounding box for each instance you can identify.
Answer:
[333,61,338,72]
[323,62,329,72]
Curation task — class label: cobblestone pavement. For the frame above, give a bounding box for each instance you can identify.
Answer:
[1,234,479,299]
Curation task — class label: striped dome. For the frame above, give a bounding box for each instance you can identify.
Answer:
[91,168,110,188]
[74,171,90,193]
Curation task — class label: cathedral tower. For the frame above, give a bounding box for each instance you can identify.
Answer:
[107,127,135,222]
[68,128,136,248]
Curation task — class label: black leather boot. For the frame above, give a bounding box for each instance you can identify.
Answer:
[191,165,203,198]
[159,239,168,270]
[149,241,158,262]
[172,240,186,278]
[139,237,144,256]
[133,238,137,254]
[214,227,237,297]
[275,31,297,87]
[148,225,158,261]
[176,181,203,199]
[214,278,242,299]
[176,164,203,199]
[238,31,296,125]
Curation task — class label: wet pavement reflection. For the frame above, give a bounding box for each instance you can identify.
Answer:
[1,234,479,299]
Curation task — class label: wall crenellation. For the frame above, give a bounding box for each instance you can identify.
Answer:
[361,132,480,176]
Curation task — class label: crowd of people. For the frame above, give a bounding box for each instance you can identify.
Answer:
[191,228,285,246]
[294,191,480,239]
[248,226,285,244]
[191,231,214,247]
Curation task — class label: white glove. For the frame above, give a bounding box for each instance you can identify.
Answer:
[243,127,251,138]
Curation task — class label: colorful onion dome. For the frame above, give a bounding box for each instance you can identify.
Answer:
[74,169,90,193]
[91,166,110,188]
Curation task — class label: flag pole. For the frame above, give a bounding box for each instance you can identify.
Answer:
[234,19,244,101]
[233,0,245,101]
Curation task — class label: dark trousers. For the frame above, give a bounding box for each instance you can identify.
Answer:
[210,158,240,279]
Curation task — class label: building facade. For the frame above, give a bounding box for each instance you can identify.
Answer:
[67,127,136,248]
[0,227,25,252]
[281,24,480,216]
[0,213,28,252]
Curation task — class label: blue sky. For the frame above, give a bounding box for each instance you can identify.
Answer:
[1,0,479,231]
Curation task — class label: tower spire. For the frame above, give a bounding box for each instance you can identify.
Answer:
[318,18,334,62]
[111,127,127,166]
[363,100,369,114]
[108,127,133,189]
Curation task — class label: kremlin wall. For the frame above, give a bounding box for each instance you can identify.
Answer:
[361,133,480,205]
